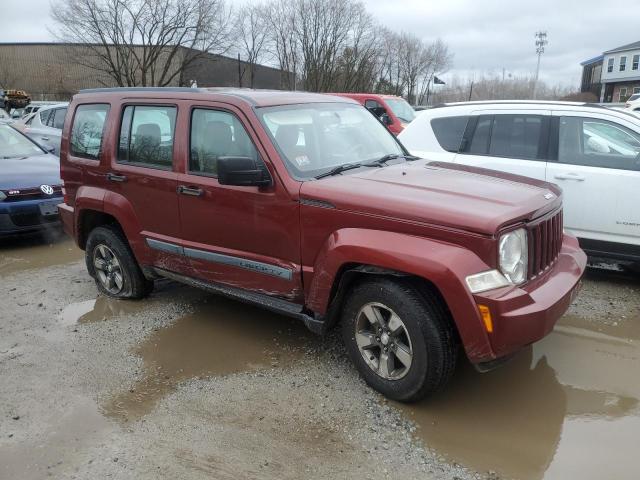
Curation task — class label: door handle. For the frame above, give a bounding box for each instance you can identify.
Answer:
[106,172,127,183]
[177,185,204,196]
[41,137,50,141]
[554,173,585,181]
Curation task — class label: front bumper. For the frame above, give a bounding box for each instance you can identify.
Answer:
[0,196,63,235]
[471,234,586,361]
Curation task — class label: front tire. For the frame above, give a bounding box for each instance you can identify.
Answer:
[85,225,153,299]
[341,278,457,402]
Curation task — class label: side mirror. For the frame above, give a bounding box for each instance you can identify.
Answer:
[217,156,272,187]
[380,113,392,126]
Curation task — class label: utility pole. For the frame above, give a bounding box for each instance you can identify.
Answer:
[533,31,548,99]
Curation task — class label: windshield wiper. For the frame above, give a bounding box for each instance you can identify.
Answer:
[315,162,364,179]
[362,153,420,167]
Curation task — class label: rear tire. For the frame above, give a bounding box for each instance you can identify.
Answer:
[341,278,458,402]
[85,225,153,299]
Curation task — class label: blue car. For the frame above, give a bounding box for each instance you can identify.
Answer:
[0,123,62,235]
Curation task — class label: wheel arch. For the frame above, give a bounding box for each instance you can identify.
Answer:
[306,228,495,361]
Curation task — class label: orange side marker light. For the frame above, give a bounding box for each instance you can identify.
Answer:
[478,304,493,333]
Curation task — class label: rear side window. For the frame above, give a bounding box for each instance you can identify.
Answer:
[489,115,543,159]
[190,108,259,176]
[70,104,109,160]
[52,108,68,130]
[431,116,468,152]
[118,105,177,169]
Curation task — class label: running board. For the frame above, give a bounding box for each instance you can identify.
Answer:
[153,267,325,335]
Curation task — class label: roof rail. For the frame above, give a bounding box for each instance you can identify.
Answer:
[78,87,205,94]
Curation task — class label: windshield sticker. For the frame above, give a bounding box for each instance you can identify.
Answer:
[295,155,311,167]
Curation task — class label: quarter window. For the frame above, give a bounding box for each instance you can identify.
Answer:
[189,108,260,176]
[118,105,176,169]
[70,104,109,160]
[431,116,469,152]
[558,116,640,171]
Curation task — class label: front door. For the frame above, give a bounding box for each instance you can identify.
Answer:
[455,110,550,181]
[546,111,640,247]
[176,104,302,301]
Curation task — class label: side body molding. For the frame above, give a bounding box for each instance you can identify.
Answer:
[305,228,496,361]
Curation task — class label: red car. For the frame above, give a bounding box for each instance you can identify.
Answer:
[330,93,416,135]
[59,88,586,401]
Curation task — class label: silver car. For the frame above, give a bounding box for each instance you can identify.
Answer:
[17,103,68,155]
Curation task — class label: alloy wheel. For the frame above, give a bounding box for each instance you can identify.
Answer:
[354,302,413,380]
[93,244,125,295]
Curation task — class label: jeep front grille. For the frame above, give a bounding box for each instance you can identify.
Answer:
[527,209,563,279]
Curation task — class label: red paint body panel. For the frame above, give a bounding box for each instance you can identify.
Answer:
[59,88,587,366]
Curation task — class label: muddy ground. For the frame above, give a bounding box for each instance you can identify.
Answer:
[1,231,639,480]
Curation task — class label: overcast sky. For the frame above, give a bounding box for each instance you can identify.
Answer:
[0,0,636,88]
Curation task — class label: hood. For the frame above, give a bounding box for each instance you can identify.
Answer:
[299,160,562,236]
[0,154,62,190]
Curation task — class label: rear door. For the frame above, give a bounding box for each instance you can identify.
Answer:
[106,101,189,274]
[546,110,640,249]
[176,103,302,301]
[455,110,550,181]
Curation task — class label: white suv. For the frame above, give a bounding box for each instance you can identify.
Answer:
[399,101,640,267]
[626,93,640,112]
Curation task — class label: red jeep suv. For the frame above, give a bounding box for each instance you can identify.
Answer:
[59,88,586,401]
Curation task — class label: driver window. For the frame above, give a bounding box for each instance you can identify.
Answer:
[189,108,259,176]
[558,116,640,171]
[364,99,386,118]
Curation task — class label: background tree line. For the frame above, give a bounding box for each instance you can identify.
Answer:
[52,0,453,103]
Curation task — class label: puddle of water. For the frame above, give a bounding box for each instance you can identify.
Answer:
[59,296,149,326]
[398,314,640,480]
[104,297,313,421]
[0,396,111,480]
[0,233,82,276]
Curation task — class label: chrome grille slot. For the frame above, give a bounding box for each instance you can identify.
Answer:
[527,209,563,279]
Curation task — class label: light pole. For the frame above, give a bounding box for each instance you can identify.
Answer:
[533,31,548,99]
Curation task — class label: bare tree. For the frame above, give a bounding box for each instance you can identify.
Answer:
[264,0,298,89]
[235,3,270,88]
[50,0,234,87]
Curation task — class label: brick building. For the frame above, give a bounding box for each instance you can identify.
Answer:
[0,43,293,101]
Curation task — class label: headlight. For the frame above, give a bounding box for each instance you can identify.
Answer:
[466,270,510,293]
[499,228,528,284]
[0,191,6,201]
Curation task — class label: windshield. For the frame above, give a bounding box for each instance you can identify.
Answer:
[0,124,45,158]
[628,94,640,102]
[385,98,416,123]
[258,102,404,180]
